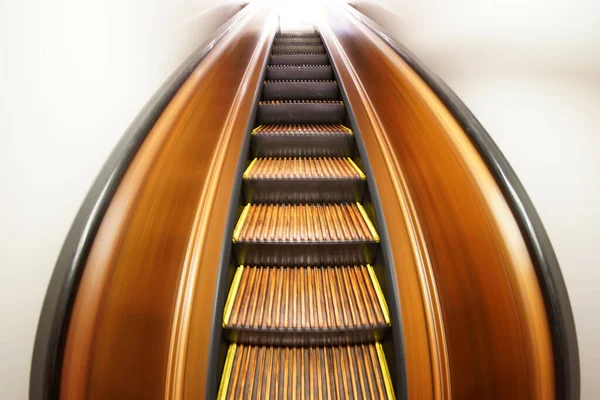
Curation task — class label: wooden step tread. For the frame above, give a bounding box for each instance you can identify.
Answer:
[243,157,364,181]
[252,124,352,136]
[218,343,395,400]
[233,203,379,244]
[264,79,337,84]
[223,265,390,331]
[267,64,331,69]
[258,100,343,105]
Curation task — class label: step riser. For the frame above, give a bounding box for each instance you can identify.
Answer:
[266,66,334,81]
[274,39,323,45]
[252,135,352,157]
[257,103,345,124]
[272,45,326,54]
[224,328,388,346]
[270,54,329,65]
[243,180,364,203]
[233,243,377,266]
[262,82,338,101]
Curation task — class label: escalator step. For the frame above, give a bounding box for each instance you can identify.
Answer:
[244,157,363,180]
[233,203,378,244]
[242,157,365,202]
[276,31,320,38]
[257,100,345,124]
[270,53,329,65]
[253,124,350,136]
[222,265,390,345]
[266,65,333,80]
[262,80,338,101]
[274,37,323,45]
[251,124,353,157]
[218,343,395,400]
[271,44,326,54]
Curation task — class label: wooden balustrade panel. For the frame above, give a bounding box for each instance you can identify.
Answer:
[320,7,554,400]
[60,7,276,400]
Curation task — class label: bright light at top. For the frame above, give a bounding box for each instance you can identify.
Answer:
[257,0,329,31]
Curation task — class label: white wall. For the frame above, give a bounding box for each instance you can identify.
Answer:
[0,0,243,398]
[351,0,600,397]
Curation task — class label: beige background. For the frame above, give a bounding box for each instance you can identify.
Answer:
[0,0,243,397]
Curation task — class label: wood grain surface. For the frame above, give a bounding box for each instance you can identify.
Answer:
[320,7,554,400]
[221,344,394,400]
[225,265,390,331]
[60,6,276,399]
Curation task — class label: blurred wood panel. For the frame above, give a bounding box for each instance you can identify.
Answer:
[321,8,554,400]
[60,7,276,400]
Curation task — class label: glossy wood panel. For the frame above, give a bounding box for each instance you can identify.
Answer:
[320,7,554,400]
[60,6,276,399]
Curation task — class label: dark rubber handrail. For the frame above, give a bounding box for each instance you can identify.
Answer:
[347,5,580,399]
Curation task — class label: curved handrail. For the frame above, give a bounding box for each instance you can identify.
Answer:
[29,5,254,399]
[346,5,580,399]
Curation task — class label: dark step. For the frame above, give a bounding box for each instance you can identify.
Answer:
[257,100,345,125]
[271,44,325,54]
[276,31,320,38]
[262,80,338,101]
[217,343,395,399]
[222,265,390,345]
[266,65,333,81]
[232,203,379,265]
[270,53,329,65]
[243,157,365,203]
[274,37,323,45]
[251,124,353,157]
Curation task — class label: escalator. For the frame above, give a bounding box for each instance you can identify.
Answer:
[217,30,395,399]
[31,6,579,400]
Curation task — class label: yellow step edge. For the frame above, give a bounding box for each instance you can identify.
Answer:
[216,344,237,400]
[251,125,263,135]
[376,342,396,400]
[242,158,258,179]
[367,264,391,325]
[347,157,366,180]
[232,204,251,243]
[222,265,244,326]
[340,124,353,134]
[356,202,380,242]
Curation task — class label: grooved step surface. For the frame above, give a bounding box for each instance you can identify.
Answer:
[251,125,353,157]
[257,101,345,125]
[265,79,336,83]
[253,124,351,137]
[262,80,338,101]
[273,43,323,47]
[276,32,319,38]
[274,38,323,44]
[244,157,362,180]
[272,45,325,54]
[219,344,394,400]
[259,100,343,105]
[234,203,378,243]
[224,265,389,331]
[270,53,329,65]
[266,65,333,80]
